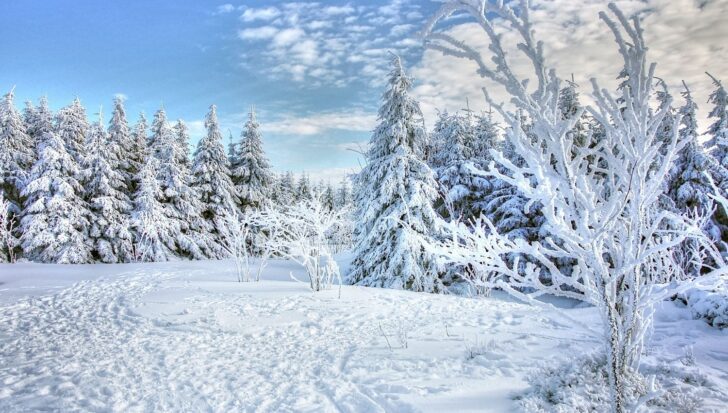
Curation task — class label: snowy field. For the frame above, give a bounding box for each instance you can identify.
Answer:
[1,258,727,412]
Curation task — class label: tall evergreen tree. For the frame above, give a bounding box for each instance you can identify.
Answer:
[335,176,352,209]
[231,108,274,210]
[705,74,728,240]
[149,107,213,259]
[277,171,296,206]
[174,119,192,170]
[348,56,440,292]
[296,173,313,202]
[55,98,89,173]
[0,89,34,217]
[191,105,238,253]
[86,110,134,263]
[108,97,137,194]
[20,127,92,263]
[128,113,148,194]
[131,156,177,262]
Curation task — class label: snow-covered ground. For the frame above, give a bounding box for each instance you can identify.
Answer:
[0,258,726,412]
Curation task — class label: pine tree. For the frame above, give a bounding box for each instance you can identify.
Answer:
[0,89,34,217]
[55,98,89,173]
[296,173,313,202]
[131,156,177,262]
[108,97,137,194]
[191,105,238,253]
[149,107,213,259]
[231,108,273,210]
[348,56,441,292]
[128,113,148,194]
[277,171,296,207]
[335,176,352,209]
[323,182,336,211]
[85,110,134,263]
[24,97,54,152]
[174,119,192,170]
[705,74,728,240]
[20,127,92,263]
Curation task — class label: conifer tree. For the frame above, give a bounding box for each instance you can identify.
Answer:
[149,107,213,259]
[108,97,136,194]
[705,74,728,240]
[191,105,238,252]
[174,119,191,170]
[0,89,34,217]
[55,98,89,174]
[296,173,313,202]
[131,156,177,262]
[231,108,273,210]
[277,171,296,207]
[85,110,134,263]
[128,113,148,194]
[20,127,92,263]
[335,176,352,209]
[348,55,441,292]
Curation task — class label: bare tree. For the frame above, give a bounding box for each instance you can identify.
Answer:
[422,1,726,412]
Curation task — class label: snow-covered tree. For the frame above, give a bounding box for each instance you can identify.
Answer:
[335,176,352,209]
[322,182,336,211]
[348,55,441,292]
[108,97,137,194]
[705,74,728,240]
[130,156,177,262]
[20,127,92,263]
[149,107,213,259]
[296,173,313,202]
[174,119,192,170]
[231,108,274,210]
[0,194,18,263]
[275,171,297,207]
[128,113,149,194]
[259,196,348,292]
[0,89,34,221]
[24,97,53,147]
[423,2,725,411]
[55,98,89,174]
[191,105,238,252]
[85,110,134,263]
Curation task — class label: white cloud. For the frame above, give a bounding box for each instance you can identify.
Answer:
[215,4,235,15]
[272,28,305,48]
[322,5,355,16]
[238,26,278,40]
[240,7,280,22]
[412,0,728,130]
[263,110,376,136]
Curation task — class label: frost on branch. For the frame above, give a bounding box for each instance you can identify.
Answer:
[422,1,725,412]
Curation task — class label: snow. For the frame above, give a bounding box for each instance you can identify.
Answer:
[1,258,726,412]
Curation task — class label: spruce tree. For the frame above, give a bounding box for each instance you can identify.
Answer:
[20,127,92,263]
[191,105,238,253]
[131,156,177,262]
[55,98,89,173]
[335,176,352,209]
[296,173,313,202]
[108,97,137,194]
[149,107,213,259]
[277,171,296,207]
[0,89,34,217]
[86,110,134,263]
[231,108,274,210]
[174,119,191,170]
[348,56,440,292]
[705,74,728,240]
[128,113,148,194]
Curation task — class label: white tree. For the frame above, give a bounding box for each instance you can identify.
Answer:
[55,98,89,178]
[192,105,238,254]
[85,110,134,263]
[0,194,18,263]
[220,211,278,282]
[705,73,728,240]
[259,196,348,293]
[20,127,92,264]
[108,97,137,194]
[0,89,34,220]
[173,119,192,170]
[149,107,214,259]
[231,108,274,211]
[130,156,177,262]
[423,2,725,411]
[348,55,441,292]
[128,113,149,194]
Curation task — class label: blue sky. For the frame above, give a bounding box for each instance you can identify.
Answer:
[0,0,436,182]
[2,0,726,182]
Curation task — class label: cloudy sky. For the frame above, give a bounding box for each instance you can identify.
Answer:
[1,0,726,183]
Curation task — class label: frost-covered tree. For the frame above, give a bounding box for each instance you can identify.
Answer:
[276,171,296,207]
[108,97,137,193]
[335,176,352,209]
[0,89,34,220]
[20,127,92,263]
[174,119,191,170]
[296,173,313,202]
[322,182,336,211]
[231,108,274,210]
[705,74,728,240]
[128,113,149,194]
[0,194,18,263]
[130,156,177,262]
[55,98,89,175]
[149,107,213,259]
[85,111,134,263]
[348,55,440,292]
[423,2,725,411]
[24,97,53,147]
[192,105,238,252]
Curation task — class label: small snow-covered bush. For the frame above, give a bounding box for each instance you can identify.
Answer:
[674,287,728,328]
[518,353,719,413]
